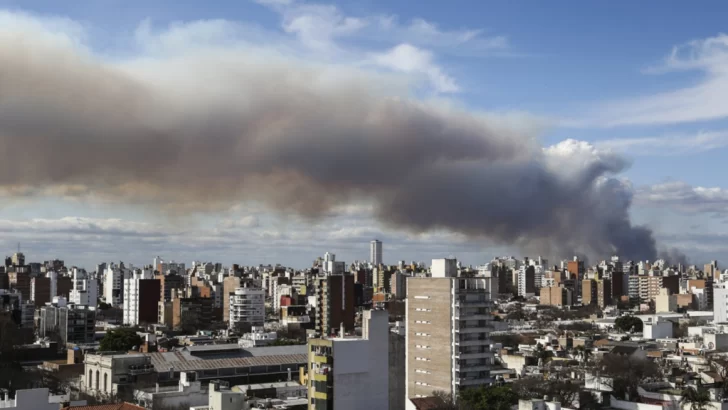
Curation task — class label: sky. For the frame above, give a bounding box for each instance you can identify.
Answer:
[2,0,728,269]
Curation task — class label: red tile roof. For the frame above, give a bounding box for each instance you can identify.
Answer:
[409,397,444,410]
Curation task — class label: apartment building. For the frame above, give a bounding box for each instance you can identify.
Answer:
[313,274,355,337]
[123,269,161,326]
[406,262,495,400]
[229,285,265,331]
[307,309,388,410]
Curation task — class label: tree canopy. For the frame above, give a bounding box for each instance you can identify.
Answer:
[614,316,643,333]
[99,328,143,352]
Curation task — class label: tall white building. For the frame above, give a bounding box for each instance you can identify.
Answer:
[122,268,154,326]
[370,240,383,266]
[407,268,495,400]
[229,285,265,330]
[715,283,728,323]
[70,268,98,307]
[104,264,129,307]
[322,252,345,276]
[307,309,389,410]
[431,258,457,278]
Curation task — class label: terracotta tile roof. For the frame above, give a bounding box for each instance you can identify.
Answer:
[61,403,146,410]
[409,397,444,410]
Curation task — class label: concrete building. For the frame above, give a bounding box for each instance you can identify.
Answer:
[31,276,52,307]
[158,273,185,303]
[70,268,98,308]
[308,309,389,410]
[222,276,241,323]
[104,264,128,307]
[123,269,161,326]
[582,278,612,308]
[518,266,538,298]
[0,388,74,410]
[135,372,209,410]
[322,253,345,276]
[229,285,265,331]
[313,274,355,337]
[83,352,155,396]
[158,294,215,331]
[655,288,678,313]
[715,283,728,323]
[39,300,96,345]
[431,259,457,278]
[370,240,383,266]
[406,271,494,401]
[539,286,572,307]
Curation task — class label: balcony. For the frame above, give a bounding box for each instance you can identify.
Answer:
[454,364,492,372]
[455,339,489,347]
[456,327,490,334]
[456,376,493,387]
[454,314,491,321]
[456,352,494,360]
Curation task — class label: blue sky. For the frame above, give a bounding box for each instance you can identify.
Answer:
[2,0,728,269]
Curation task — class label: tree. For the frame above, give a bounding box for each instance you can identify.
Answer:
[505,303,528,321]
[707,355,728,399]
[430,390,458,410]
[459,385,518,410]
[614,316,642,333]
[680,387,711,410]
[534,344,554,369]
[593,354,661,400]
[99,328,143,352]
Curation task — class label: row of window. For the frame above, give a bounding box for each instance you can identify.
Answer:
[415,320,431,324]
[416,345,431,349]
[415,332,430,337]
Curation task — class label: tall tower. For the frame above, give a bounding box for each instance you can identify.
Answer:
[406,262,496,400]
[370,240,383,266]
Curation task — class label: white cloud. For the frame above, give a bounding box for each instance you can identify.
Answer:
[637,181,728,215]
[578,33,728,127]
[372,43,459,93]
[596,130,728,156]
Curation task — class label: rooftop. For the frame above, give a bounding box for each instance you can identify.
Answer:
[149,345,307,372]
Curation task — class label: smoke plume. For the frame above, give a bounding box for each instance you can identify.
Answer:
[0,15,660,261]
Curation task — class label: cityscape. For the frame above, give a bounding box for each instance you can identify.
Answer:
[2,1,728,410]
[2,244,728,410]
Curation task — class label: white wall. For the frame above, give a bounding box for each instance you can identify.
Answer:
[0,389,59,410]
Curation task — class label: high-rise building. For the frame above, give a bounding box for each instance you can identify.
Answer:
[406,269,495,400]
[70,268,98,307]
[539,286,572,307]
[123,269,160,326]
[307,309,389,410]
[31,277,52,307]
[104,264,128,307]
[222,276,241,323]
[314,274,355,336]
[159,273,185,302]
[229,285,265,331]
[39,300,96,345]
[582,279,612,308]
[714,283,728,323]
[370,240,383,266]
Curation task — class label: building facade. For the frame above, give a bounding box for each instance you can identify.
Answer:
[229,285,265,330]
[308,309,388,410]
[406,272,494,400]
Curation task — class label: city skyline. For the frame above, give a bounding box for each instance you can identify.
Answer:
[2,1,728,266]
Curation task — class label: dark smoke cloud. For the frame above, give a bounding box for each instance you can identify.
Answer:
[0,16,660,261]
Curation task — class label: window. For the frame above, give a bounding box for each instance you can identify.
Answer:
[415,320,431,324]
[415,381,431,386]
[415,357,431,362]
[415,332,430,337]
[414,296,430,299]
[416,345,431,349]
[415,308,431,312]
[416,369,431,374]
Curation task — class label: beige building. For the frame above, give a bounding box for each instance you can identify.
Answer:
[655,288,677,313]
[406,262,495,400]
[539,286,572,307]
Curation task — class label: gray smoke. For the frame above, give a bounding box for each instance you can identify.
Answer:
[0,18,659,261]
